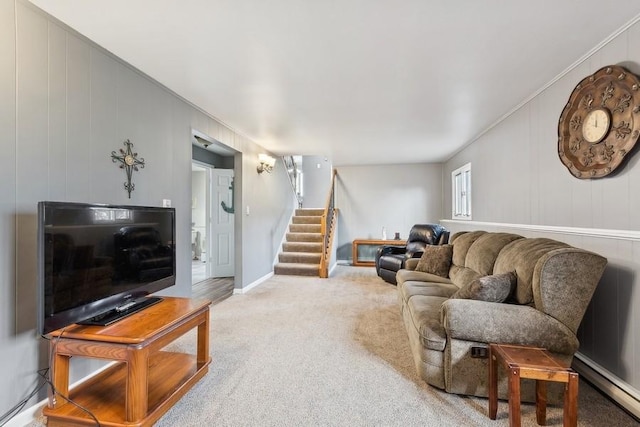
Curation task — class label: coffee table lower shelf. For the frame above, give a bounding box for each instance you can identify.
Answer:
[44,351,209,427]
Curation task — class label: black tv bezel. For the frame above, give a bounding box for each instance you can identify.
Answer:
[37,201,177,335]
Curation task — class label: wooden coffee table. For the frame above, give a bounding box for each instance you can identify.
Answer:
[488,343,578,427]
[44,297,211,427]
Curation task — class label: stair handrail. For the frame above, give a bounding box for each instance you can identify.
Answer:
[283,156,303,208]
[319,169,338,278]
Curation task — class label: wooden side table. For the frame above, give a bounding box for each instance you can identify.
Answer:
[352,239,406,266]
[488,343,578,427]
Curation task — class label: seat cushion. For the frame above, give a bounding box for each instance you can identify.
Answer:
[399,280,459,306]
[397,269,453,287]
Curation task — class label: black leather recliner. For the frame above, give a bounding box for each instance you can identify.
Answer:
[114,226,173,282]
[375,224,449,285]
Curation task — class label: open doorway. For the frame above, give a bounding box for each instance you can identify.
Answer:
[191,131,237,303]
[191,163,208,284]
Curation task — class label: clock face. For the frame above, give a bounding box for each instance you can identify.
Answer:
[582,108,610,144]
[558,65,640,178]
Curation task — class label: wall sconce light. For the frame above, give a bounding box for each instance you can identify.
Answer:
[257,154,276,174]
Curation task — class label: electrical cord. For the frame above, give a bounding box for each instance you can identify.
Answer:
[45,330,101,427]
[0,368,48,427]
[0,331,102,427]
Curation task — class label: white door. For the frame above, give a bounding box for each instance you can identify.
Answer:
[211,169,235,277]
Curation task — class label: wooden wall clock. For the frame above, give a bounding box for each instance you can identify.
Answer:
[558,65,640,178]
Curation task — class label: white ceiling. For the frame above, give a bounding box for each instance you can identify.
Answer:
[30,0,640,166]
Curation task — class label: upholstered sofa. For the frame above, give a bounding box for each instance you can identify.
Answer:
[397,230,607,400]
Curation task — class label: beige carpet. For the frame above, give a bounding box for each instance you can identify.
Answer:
[30,266,637,426]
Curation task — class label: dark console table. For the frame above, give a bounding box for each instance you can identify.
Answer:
[352,239,406,266]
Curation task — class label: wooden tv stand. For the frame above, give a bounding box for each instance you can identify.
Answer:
[43,297,211,427]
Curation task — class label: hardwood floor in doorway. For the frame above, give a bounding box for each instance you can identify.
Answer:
[193,277,234,305]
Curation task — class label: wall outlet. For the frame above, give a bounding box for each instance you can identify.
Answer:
[162,199,171,207]
[246,205,250,215]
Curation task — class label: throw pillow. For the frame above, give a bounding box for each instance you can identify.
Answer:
[451,272,517,303]
[414,244,453,277]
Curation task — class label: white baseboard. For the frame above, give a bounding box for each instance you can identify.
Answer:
[328,262,338,276]
[233,272,273,294]
[573,353,640,420]
[5,399,44,427]
[6,361,117,427]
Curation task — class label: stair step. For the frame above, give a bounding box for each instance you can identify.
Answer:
[274,263,320,276]
[283,242,323,253]
[295,208,325,216]
[290,223,321,233]
[292,216,322,225]
[279,252,322,263]
[286,232,323,243]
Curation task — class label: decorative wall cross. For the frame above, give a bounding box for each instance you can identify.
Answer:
[111,139,145,198]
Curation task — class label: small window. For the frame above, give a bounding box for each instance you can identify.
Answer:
[452,163,471,220]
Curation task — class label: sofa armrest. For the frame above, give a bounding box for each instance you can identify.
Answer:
[404,258,419,270]
[378,245,407,257]
[375,245,409,274]
[440,299,578,355]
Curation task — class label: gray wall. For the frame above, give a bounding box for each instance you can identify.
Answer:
[442,20,640,401]
[241,145,295,269]
[301,155,333,208]
[1,0,294,416]
[335,163,443,261]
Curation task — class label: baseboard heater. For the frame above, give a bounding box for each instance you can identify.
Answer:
[573,352,640,420]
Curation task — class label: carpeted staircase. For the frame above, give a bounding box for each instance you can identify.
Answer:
[274,208,325,277]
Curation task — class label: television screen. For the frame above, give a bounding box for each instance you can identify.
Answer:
[38,201,176,335]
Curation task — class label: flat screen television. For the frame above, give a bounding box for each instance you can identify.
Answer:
[37,201,176,335]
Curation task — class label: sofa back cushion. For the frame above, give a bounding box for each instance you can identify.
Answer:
[448,265,482,289]
[465,233,523,276]
[451,231,486,267]
[449,231,522,289]
[445,231,607,333]
[493,238,570,304]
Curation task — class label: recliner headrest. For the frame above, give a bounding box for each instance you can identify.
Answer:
[407,224,446,244]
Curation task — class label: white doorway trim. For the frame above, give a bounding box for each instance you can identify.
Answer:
[192,161,213,282]
[191,128,241,289]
